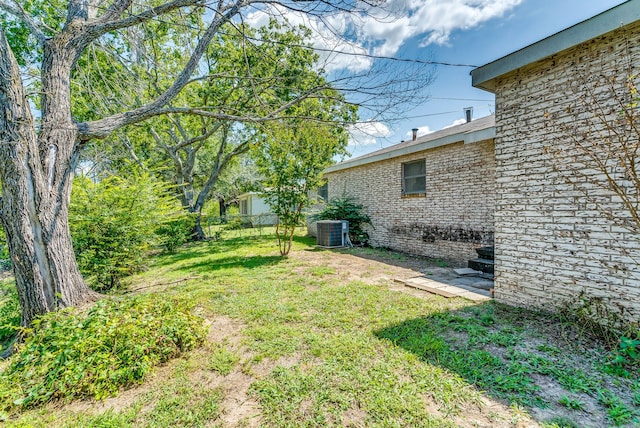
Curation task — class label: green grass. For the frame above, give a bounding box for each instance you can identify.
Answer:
[1,230,638,427]
[208,345,240,375]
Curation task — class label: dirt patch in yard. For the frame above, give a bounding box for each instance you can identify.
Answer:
[16,243,636,428]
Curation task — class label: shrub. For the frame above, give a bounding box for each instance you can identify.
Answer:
[559,293,640,377]
[156,212,197,253]
[0,295,206,411]
[0,280,20,348]
[0,227,11,271]
[310,197,372,244]
[70,173,184,291]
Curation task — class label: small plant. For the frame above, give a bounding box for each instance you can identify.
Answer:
[598,390,636,426]
[224,216,245,231]
[558,396,585,411]
[0,295,206,411]
[612,335,640,366]
[543,416,579,428]
[156,213,197,253]
[310,197,372,245]
[208,346,240,375]
[435,259,449,268]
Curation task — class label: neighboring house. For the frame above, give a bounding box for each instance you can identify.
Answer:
[236,192,278,225]
[324,115,496,263]
[471,2,640,322]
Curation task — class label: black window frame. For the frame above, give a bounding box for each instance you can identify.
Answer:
[402,159,426,196]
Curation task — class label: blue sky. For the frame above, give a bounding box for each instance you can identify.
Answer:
[343,0,627,157]
[248,0,627,158]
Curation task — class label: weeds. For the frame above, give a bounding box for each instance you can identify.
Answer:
[207,345,240,375]
[558,396,585,411]
[0,295,205,411]
[2,232,638,427]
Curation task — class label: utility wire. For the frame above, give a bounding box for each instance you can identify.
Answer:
[82,2,479,68]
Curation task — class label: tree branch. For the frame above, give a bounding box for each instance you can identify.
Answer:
[77,0,249,140]
[175,122,222,150]
[88,0,201,36]
[0,0,47,42]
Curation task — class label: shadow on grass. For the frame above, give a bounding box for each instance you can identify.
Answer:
[375,302,559,410]
[300,243,456,270]
[175,254,283,274]
[376,301,640,426]
[291,235,317,244]
[153,234,279,268]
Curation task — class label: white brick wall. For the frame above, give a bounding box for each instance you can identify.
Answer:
[326,140,495,263]
[492,24,640,323]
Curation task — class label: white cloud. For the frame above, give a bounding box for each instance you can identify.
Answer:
[246,5,373,73]
[412,0,523,48]
[348,121,391,146]
[404,126,433,140]
[442,118,468,129]
[245,0,522,73]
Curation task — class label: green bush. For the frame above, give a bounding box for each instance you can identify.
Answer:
[156,213,197,253]
[310,197,372,244]
[0,295,206,411]
[0,280,20,347]
[0,227,11,271]
[70,174,184,291]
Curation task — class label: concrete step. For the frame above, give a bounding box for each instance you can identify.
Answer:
[475,246,495,260]
[400,276,491,302]
[468,258,494,274]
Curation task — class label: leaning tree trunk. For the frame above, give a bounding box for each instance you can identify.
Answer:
[190,210,208,241]
[0,31,99,328]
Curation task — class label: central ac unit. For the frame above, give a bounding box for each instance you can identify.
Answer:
[316,220,348,247]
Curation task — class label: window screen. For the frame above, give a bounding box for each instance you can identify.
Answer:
[402,160,426,195]
[317,183,328,201]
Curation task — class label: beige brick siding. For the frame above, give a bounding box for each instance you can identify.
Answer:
[325,139,495,264]
[492,24,640,322]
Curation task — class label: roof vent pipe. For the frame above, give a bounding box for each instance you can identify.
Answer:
[463,107,473,123]
[412,128,418,141]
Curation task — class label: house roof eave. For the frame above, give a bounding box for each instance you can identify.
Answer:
[471,1,640,93]
[325,121,495,173]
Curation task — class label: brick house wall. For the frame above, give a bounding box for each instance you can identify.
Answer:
[490,24,640,322]
[325,139,495,263]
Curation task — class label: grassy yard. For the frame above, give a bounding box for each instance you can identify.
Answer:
[1,230,638,427]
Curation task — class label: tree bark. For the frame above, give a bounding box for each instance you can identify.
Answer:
[190,211,208,241]
[0,0,253,328]
[0,30,99,328]
[219,198,227,220]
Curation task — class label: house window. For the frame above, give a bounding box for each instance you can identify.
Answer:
[317,183,328,201]
[239,199,248,215]
[402,159,426,195]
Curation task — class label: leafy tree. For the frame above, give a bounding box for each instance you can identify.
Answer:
[0,0,433,330]
[79,21,341,240]
[255,101,353,255]
[69,173,185,291]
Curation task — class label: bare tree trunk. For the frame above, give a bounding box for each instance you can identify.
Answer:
[190,207,208,241]
[0,0,256,329]
[0,30,99,328]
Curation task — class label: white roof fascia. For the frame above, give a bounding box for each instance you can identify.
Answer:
[472,1,640,92]
[325,126,495,173]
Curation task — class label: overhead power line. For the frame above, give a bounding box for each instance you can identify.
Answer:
[80,2,479,68]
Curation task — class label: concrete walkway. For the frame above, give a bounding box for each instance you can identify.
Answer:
[395,267,493,302]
